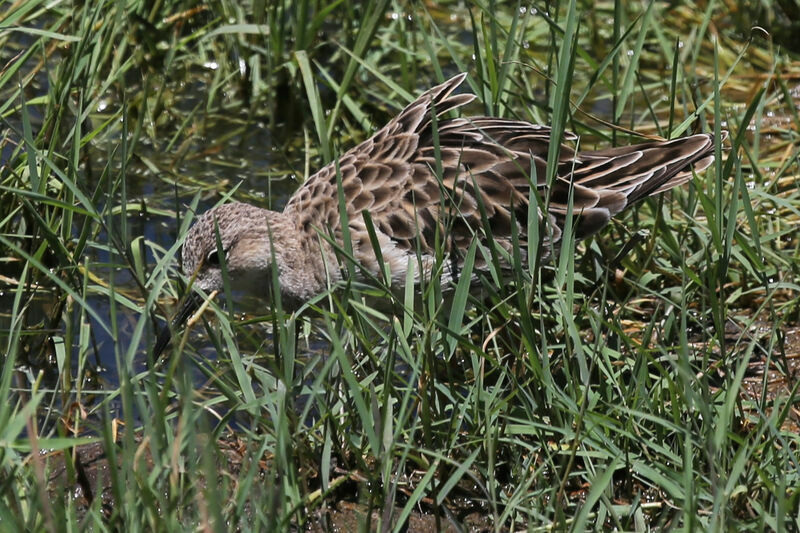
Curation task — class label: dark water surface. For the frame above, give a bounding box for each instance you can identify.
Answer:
[1,66,324,428]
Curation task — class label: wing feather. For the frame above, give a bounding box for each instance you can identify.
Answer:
[283,74,717,280]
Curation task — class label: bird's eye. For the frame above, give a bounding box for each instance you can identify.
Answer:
[206,250,222,266]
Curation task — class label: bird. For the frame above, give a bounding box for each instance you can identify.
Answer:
[153,73,717,357]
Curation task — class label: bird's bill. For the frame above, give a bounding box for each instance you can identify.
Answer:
[153,292,203,359]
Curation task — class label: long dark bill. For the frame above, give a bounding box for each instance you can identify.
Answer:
[153,292,203,359]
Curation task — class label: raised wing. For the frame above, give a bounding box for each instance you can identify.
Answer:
[283,73,714,279]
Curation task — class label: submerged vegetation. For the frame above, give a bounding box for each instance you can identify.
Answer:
[1,0,799,530]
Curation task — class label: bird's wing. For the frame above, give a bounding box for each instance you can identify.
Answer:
[283,73,715,278]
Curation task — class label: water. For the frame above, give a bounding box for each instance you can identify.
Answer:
[0,66,317,430]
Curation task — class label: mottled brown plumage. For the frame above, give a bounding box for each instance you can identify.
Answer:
[155,73,717,356]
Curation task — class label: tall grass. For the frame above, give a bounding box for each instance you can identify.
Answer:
[1,0,799,530]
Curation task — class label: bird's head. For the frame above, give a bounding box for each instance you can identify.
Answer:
[153,202,287,358]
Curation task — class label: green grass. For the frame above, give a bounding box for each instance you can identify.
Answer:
[2,0,799,530]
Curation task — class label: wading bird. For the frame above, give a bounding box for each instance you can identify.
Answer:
[154,73,717,357]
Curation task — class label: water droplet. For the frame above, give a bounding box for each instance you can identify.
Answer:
[391,12,399,20]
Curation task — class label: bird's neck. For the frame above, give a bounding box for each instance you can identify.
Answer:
[263,212,341,309]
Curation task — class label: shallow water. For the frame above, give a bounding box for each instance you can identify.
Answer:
[0,67,315,426]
